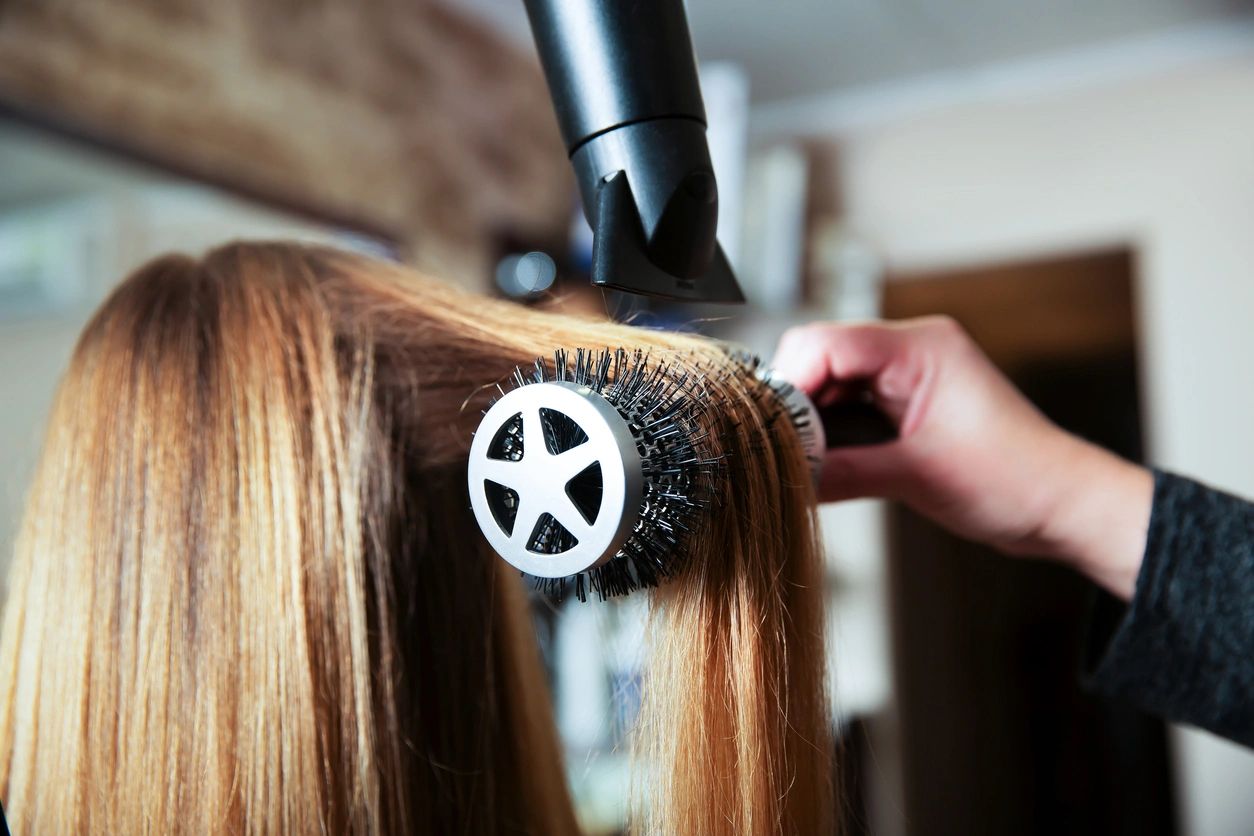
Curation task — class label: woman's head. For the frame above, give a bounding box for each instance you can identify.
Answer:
[0,242,832,834]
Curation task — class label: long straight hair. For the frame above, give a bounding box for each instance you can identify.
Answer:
[0,242,832,834]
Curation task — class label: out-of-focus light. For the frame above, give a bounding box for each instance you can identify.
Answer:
[495,250,557,298]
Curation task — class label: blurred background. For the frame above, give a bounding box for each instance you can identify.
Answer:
[2,0,1253,833]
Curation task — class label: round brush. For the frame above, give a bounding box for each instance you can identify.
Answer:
[467,347,897,601]
[468,348,719,601]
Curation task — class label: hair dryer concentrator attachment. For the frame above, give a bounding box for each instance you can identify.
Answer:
[523,0,745,302]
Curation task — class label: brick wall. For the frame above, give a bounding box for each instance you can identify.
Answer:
[0,0,572,285]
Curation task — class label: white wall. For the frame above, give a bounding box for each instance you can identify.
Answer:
[764,52,1254,835]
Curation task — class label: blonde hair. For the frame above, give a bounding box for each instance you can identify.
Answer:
[0,242,832,834]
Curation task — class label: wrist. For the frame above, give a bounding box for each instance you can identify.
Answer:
[1037,438,1153,600]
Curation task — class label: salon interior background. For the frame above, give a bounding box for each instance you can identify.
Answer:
[1,1,1253,834]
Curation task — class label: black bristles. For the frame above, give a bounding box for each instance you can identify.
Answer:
[723,346,828,474]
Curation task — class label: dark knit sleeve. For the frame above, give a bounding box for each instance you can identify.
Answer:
[1084,469,1254,748]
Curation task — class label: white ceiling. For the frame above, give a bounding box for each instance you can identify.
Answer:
[458,0,1252,103]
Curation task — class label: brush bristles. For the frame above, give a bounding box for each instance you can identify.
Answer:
[732,350,826,474]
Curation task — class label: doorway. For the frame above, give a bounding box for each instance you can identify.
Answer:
[881,249,1175,836]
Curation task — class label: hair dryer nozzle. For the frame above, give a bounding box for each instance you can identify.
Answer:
[524,0,746,303]
[590,169,745,303]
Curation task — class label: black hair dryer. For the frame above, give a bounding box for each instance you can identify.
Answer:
[523,0,745,303]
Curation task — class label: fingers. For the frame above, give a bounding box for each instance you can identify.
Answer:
[773,322,905,395]
[774,320,935,430]
[772,318,954,503]
[814,443,910,503]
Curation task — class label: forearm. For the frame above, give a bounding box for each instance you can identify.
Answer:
[1035,435,1155,601]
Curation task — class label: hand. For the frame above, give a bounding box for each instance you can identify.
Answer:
[773,316,1154,600]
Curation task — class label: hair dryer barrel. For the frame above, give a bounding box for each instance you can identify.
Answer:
[522,0,706,153]
[523,0,745,302]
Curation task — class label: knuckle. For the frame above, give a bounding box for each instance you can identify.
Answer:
[922,314,967,341]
